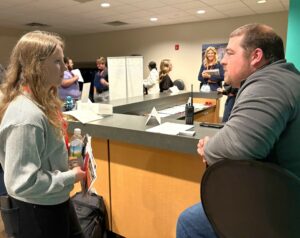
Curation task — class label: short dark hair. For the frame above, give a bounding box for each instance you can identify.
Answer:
[148,61,156,70]
[230,23,285,63]
[63,56,70,64]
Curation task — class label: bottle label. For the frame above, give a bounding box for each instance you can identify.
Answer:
[70,139,82,158]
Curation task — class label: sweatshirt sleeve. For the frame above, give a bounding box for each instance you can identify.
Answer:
[4,124,76,198]
[204,80,292,164]
[198,64,206,83]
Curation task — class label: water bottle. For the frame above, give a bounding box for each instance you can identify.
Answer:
[69,128,83,168]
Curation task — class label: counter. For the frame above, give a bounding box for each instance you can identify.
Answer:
[69,91,222,238]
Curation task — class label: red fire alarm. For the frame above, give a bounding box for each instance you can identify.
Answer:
[175,44,179,50]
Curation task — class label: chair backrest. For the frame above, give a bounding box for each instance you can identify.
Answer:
[173,79,185,90]
[201,159,300,238]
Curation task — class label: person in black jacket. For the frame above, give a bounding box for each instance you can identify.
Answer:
[218,83,239,122]
[159,59,174,92]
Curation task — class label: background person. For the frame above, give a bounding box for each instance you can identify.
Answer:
[177,23,300,238]
[0,64,5,84]
[198,46,224,91]
[0,31,86,238]
[143,61,159,95]
[59,57,81,101]
[217,83,238,122]
[0,64,6,197]
[94,57,109,102]
[159,59,174,92]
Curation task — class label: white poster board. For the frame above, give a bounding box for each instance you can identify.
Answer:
[126,56,144,98]
[108,56,143,100]
[108,57,127,100]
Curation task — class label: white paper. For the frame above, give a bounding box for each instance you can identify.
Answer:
[169,85,180,93]
[158,105,186,115]
[81,82,91,103]
[145,107,161,125]
[203,69,220,77]
[63,110,103,124]
[97,103,113,115]
[72,69,84,82]
[146,122,194,135]
[76,101,113,115]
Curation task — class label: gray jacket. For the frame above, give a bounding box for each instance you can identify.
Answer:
[205,60,300,177]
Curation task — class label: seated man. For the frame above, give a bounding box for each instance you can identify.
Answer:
[177,23,300,238]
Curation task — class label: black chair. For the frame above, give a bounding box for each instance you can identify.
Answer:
[201,159,300,238]
[173,79,185,90]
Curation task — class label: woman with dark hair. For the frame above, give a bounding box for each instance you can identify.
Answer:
[0,64,5,84]
[143,61,159,94]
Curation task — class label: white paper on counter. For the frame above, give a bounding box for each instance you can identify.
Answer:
[63,110,103,124]
[146,122,194,135]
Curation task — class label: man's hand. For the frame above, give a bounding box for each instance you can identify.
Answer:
[217,87,224,93]
[197,136,210,164]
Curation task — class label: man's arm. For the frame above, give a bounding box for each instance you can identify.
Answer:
[204,80,291,165]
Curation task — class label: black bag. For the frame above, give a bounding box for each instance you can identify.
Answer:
[72,192,109,238]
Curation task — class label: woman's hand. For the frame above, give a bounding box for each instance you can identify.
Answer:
[72,166,86,183]
[202,71,211,78]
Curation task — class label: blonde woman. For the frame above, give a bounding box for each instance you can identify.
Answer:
[159,59,174,92]
[0,31,85,238]
[198,46,224,91]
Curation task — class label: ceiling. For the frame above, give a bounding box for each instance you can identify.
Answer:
[0,0,289,36]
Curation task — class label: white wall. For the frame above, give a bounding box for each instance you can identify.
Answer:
[65,11,288,91]
[0,12,288,116]
[0,11,288,85]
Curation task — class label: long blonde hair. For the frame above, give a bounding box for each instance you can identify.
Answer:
[0,31,65,136]
[203,46,218,68]
[159,59,172,82]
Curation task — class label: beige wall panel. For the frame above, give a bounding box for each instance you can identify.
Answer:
[109,140,205,238]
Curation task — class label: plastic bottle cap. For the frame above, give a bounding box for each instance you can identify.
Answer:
[74,128,81,135]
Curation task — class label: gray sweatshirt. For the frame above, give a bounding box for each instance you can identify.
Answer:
[0,95,76,205]
[205,60,300,177]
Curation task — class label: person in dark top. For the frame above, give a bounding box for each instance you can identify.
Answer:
[159,59,174,92]
[0,64,6,196]
[198,46,224,91]
[0,64,5,84]
[218,83,239,122]
[94,57,109,102]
